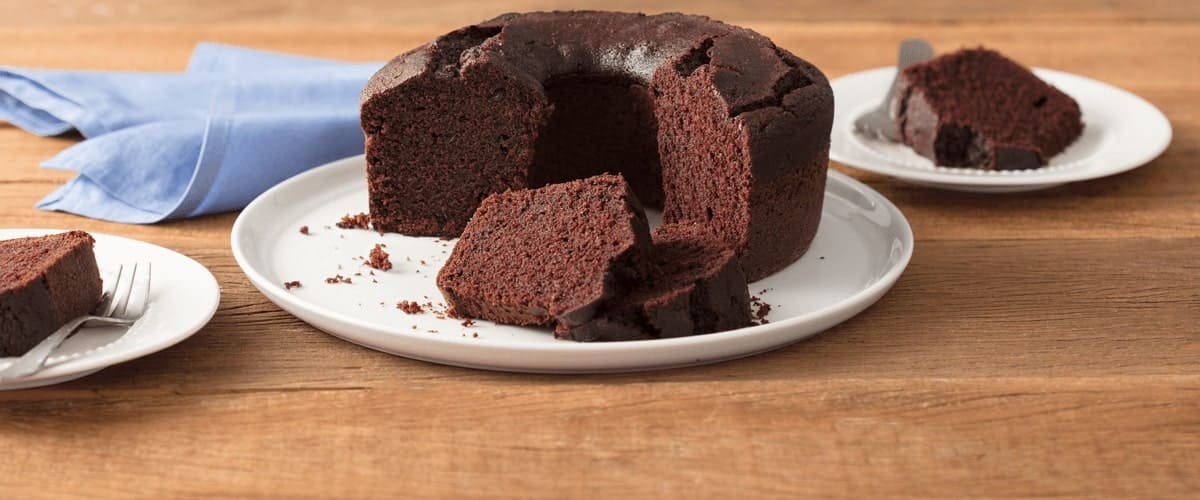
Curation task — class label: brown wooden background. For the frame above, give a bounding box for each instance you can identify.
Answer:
[0,1,1197,498]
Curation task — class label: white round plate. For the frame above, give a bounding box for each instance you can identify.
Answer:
[232,155,913,373]
[830,67,1172,192]
[0,229,219,390]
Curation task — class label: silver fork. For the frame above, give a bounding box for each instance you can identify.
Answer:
[853,38,935,141]
[0,262,152,380]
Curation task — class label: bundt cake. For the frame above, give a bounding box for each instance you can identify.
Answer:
[362,11,834,281]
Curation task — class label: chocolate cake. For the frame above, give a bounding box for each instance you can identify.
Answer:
[362,11,833,281]
[564,222,751,342]
[0,231,103,357]
[891,47,1084,170]
[436,174,652,331]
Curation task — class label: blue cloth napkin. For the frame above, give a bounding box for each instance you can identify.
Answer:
[0,43,382,223]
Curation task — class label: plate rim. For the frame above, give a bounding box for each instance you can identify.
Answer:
[231,155,913,366]
[829,66,1172,187]
[0,228,220,385]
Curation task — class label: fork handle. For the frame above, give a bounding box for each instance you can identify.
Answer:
[0,316,132,380]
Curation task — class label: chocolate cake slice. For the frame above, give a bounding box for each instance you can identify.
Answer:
[437,174,652,331]
[564,223,752,342]
[891,47,1083,170]
[0,231,103,357]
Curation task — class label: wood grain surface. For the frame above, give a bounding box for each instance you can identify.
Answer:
[0,1,1197,498]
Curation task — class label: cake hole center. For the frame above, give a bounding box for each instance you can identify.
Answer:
[529,73,665,207]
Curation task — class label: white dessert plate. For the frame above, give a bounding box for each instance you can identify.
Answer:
[0,229,219,390]
[232,155,913,373]
[830,67,1172,193]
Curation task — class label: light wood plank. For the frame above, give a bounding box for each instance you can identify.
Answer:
[0,0,1196,27]
[0,377,1196,498]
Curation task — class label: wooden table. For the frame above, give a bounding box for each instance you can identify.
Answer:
[1,1,1197,497]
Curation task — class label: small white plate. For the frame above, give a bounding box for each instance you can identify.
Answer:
[830,67,1172,192]
[232,155,913,373]
[0,229,219,390]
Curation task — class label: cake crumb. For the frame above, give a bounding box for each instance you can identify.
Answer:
[397,300,424,314]
[419,259,427,266]
[368,244,393,271]
[750,295,773,324]
[325,274,352,284]
[283,281,302,290]
[472,332,479,338]
[299,226,310,235]
[336,212,371,230]
[461,319,476,327]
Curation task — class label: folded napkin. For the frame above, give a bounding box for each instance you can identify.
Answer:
[0,43,382,223]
